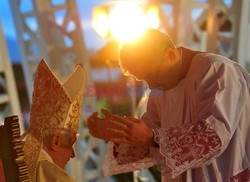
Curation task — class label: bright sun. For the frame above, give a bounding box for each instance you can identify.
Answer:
[109,3,145,43]
[92,2,160,43]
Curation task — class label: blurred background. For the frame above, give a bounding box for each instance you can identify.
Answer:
[0,0,249,181]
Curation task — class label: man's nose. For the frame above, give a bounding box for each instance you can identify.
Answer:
[71,149,75,158]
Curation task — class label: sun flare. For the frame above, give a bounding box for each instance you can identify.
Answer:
[92,2,160,43]
[109,3,145,42]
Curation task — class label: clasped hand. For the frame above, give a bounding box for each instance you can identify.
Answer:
[87,109,154,147]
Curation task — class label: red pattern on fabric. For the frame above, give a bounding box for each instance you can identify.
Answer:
[230,167,250,182]
[166,121,221,164]
[113,143,150,165]
[153,121,222,177]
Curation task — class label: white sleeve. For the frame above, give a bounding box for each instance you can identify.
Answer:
[103,142,154,176]
[194,62,248,155]
[152,62,249,178]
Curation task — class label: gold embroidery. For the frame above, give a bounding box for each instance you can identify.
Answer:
[22,60,85,182]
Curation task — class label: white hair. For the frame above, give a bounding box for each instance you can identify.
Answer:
[42,128,74,147]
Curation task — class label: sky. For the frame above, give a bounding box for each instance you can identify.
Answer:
[0,0,232,63]
[0,0,108,62]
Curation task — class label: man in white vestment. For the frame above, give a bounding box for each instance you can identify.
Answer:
[21,59,85,182]
[87,29,250,181]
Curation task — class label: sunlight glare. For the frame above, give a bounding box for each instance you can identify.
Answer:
[145,5,160,29]
[109,3,145,43]
[92,7,109,37]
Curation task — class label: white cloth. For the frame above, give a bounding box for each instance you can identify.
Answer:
[36,148,76,182]
[103,53,250,182]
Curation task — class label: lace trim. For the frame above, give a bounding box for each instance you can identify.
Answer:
[113,143,150,165]
[230,167,250,182]
[153,121,222,178]
[103,142,154,176]
[149,147,172,176]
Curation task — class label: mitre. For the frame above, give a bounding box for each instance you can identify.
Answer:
[22,59,85,181]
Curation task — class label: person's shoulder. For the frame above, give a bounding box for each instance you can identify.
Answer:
[37,160,58,169]
[192,52,233,67]
[187,53,235,84]
[190,52,240,75]
[36,160,76,182]
[189,52,250,86]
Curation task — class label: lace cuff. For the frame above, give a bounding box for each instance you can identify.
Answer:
[230,167,250,182]
[103,142,154,176]
[153,121,222,178]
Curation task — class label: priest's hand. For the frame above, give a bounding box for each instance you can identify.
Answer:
[109,115,155,147]
[86,109,130,142]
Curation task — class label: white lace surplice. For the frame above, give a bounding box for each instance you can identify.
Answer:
[103,53,250,182]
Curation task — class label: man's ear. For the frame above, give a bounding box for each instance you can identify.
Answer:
[50,134,61,151]
[163,48,178,63]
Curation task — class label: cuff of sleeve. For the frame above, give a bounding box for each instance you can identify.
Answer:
[152,123,222,178]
